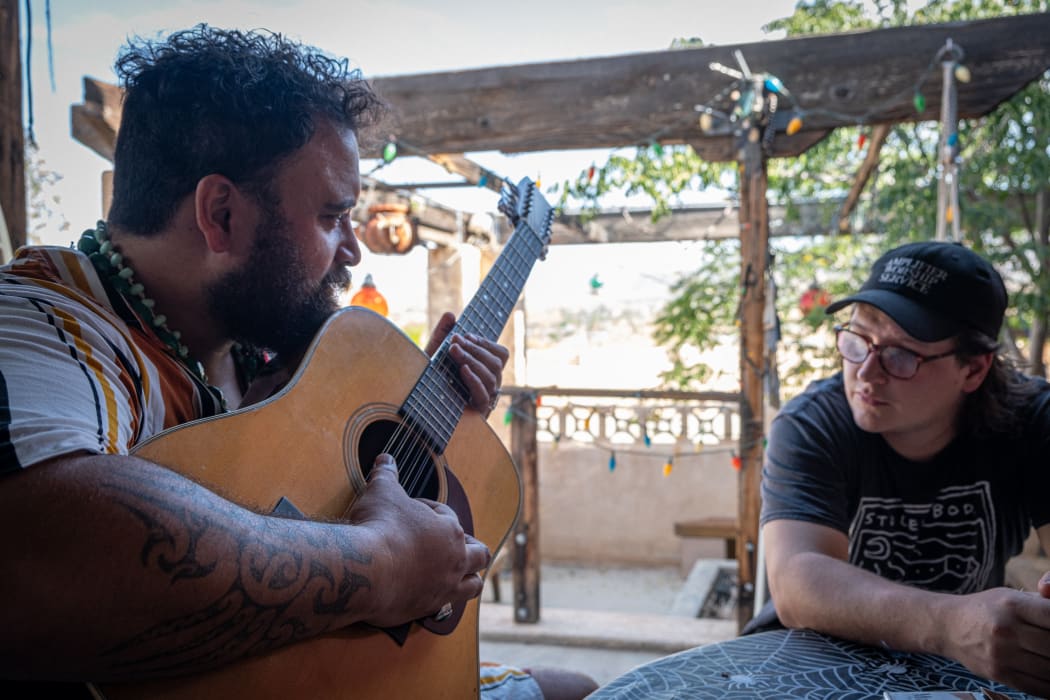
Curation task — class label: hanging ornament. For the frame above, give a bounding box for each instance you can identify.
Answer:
[552,434,561,451]
[763,75,788,95]
[913,92,926,114]
[947,132,959,147]
[362,203,417,255]
[786,116,803,135]
[946,205,955,224]
[503,408,513,425]
[608,453,617,472]
[954,64,971,83]
[698,113,714,132]
[587,164,596,182]
[663,458,673,477]
[589,273,604,295]
[478,174,489,188]
[857,132,868,150]
[350,274,389,317]
[651,142,664,157]
[382,142,398,163]
[731,454,742,471]
[798,282,831,316]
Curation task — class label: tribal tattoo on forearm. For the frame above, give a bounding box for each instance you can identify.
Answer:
[97,468,371,677]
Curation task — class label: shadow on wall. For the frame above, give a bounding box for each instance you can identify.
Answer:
[536,442,739,569]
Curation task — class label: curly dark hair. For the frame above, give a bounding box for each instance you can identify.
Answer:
[107,24,386,235]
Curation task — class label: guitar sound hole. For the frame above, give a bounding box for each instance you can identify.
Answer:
[358,418,441,500]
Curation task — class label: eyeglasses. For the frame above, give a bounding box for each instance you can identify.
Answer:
[834,325,957,380]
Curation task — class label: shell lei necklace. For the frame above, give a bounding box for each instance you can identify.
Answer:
[77,220,209,384]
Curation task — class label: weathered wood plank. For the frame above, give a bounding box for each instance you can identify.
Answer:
[367,14,1050,160]
[72,15,1050,165]
[550,200,854,244]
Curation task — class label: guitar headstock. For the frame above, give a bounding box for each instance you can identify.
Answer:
[497,177,553,259]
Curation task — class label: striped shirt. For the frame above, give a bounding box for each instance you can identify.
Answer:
[0,246,225,472]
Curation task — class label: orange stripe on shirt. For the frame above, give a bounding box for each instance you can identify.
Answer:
[52,306,123,453]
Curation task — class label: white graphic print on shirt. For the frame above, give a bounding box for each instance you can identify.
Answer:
[847,481,996,594]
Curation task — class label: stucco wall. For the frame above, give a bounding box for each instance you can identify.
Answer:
[531,441,739,568]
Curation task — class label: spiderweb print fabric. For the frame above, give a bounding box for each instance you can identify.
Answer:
[590,629,1034,699]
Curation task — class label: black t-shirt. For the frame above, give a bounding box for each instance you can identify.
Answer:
[761,372,1050,593]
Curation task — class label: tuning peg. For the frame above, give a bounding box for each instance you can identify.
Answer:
[497,185,519,220]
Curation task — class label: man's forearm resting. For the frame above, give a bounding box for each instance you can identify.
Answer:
[0,454,381,682]
[770,550,953,656]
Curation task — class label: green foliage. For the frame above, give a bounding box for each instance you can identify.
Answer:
[763,0,877,34]
[772,0,1050,377]
[25,140,70,246]
[558,144,730,222]
[651,240,739,388]
[562,0,1050,391]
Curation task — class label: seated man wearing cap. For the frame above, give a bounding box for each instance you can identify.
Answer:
[756,241,1050,697]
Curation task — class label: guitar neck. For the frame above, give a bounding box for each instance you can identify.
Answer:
[403,221,545,452]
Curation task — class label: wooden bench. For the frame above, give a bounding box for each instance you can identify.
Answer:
[674,516,738,560]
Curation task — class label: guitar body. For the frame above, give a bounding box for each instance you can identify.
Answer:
[96,307,522,700]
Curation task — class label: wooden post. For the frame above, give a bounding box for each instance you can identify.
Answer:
[509,391,540,623]
[0,0,26,257]
[736,123,770,630]
[426,244,463,338]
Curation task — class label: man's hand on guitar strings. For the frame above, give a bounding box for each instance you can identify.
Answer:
[425,311,510,415]
[348,454,492,628]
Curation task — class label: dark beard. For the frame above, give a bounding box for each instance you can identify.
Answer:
[207,209,352,359]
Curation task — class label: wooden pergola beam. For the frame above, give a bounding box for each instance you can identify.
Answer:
[365,14,1050,161]
[71,15,1050,167]
[0,0,25,257]
[838,124,891,233]
[426,153,507,194]
[70,77,123,163]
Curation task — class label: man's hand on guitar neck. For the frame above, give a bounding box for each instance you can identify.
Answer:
[426,312,509,416]
[348,454,492,628]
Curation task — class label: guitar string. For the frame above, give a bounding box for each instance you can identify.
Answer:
[382,223,534,496]
[377,195,548,497]
[393,221,545,497]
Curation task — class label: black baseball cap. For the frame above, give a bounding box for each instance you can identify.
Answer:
[825,241,1007,342]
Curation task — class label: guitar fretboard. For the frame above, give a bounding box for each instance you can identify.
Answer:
[401,220,547,452]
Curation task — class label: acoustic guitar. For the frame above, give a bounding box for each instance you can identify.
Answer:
[92,178,554,699]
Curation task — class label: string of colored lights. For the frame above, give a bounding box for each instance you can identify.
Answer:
[498,400,743,476]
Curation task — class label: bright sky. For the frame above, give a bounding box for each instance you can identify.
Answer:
[19,0,799,370]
